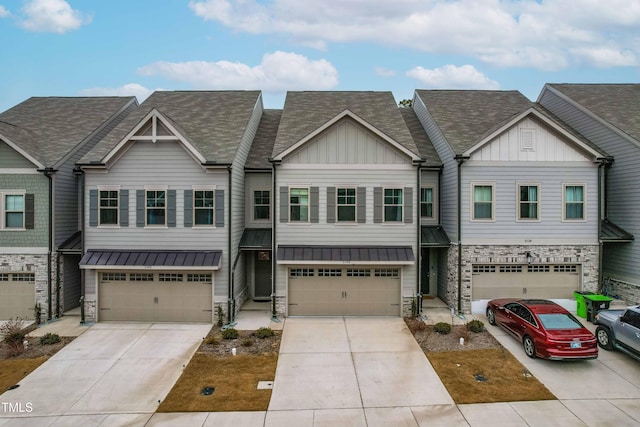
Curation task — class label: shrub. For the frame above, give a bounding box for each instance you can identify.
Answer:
[467,319,485,333]
[34,303,42,325]
[241,338,254,347]
[1,318,26,357]
[405,317,427,334]
[204,335,219,345]
[39,333,61,345]
[221,328,238,340]
[434,322,452,335]
[255,327,274,339]
[216,306,224,327]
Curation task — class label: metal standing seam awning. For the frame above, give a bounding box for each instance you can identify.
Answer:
[80,250,223,270]
[239,228,272,249]
[600,219,634,243]
[421,225,450,247]
[276,245,415,265]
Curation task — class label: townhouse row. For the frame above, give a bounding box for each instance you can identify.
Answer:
[1,85,638,324]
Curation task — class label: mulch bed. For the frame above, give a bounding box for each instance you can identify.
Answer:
[404,317,502,352]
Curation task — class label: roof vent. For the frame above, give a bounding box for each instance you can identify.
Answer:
[520,128,536,152]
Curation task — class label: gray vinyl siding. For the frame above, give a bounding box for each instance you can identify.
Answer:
[460,163,599,242]
[244,172,272,228]
[0,173,48,247]
[413,96,458,240]
[84,140,230,297]
[420,170,439,225]
[540,89,640,282]
[0,141,35,168]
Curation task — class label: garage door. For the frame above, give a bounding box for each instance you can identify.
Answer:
[0,272,35,319]
[472,264,580,300]
[288,267,401,316]
[98,271,212,322]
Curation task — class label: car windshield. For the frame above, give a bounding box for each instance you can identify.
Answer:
[537,313,583,330]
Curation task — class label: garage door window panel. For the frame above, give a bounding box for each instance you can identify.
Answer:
[159,273,183,282]
[347,269,370,277]
[290,268,314,277]
[101,272,126,281]
[518,185,539,221]
[318,269,341,277]
[472,184,494,220]
[130,273,154,281]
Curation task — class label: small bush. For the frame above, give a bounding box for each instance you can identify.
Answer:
[216,306,224,327]
[39,333,61,345]
[255,327,274,339]
[434,322,452,335]
[1,318,26,357]
[204,335,219,345]
[405,317,427,334]
[241,338,254,347]
[467,319,485,333]
[221,328,239,340]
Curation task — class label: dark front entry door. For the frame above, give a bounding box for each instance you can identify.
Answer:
[421,248,430,295]
[254,251,272,300]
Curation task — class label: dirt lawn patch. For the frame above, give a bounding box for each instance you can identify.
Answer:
[158,326,281,412]
[404,317,556,404]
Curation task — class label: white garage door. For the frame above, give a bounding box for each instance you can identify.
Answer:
[99,271,212,322]
[0,272,35,319]
[288,267,401,316]
[472,264,581,300]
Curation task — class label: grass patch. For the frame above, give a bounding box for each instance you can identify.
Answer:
[0,357,49,392]
[157,353,278,412]
[427,348,556,404]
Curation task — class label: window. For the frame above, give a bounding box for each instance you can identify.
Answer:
[101,272,126,281]
[420,188,433,218]
[2,194,25,229]
[318,269,342,277]
[518,185,538,220]
[188,273,212,282]
[12,273,35,282]
[528,265,550,273]
[146,190,166,225]
[159,273,183,282]
[130,273,154,281]
[473,265,496,273]
[253,190,270,220]
[384,189,403,222]
[337,188,356,222]
[289,268,314,277]
[499,265,522,273]
[555,265,577,273]
[346,269,370,277]
[99,190,118,225]
[194,190,214,226]
[472,184,493,220]
[289,188,309,222]
[564,185,585,220]
[374,269,399,278]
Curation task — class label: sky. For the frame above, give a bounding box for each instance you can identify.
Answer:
[0,0,638,112]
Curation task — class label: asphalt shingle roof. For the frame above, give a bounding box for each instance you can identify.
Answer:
[80,91,261,164]
[399,108,442,167]
[549,84,640,143]
[0,97,136,166]
[273,91,420,158]
[246,109,281,169]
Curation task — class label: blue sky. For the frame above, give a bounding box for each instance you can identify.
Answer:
[0,0,638,112]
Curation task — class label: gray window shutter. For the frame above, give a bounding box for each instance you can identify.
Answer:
[326,187,336,223]
[167,190,176,227]
[215,189,224,227]
[310,187,319,223]
[184,190,193,227]
[25,193,35,229]
[136,190,145,227]
[279,186,288,223]
[404,187,413,224]
[357,187,366,224]
[374,187,383,223]
[89,190,98,227]
[120,190,129,227]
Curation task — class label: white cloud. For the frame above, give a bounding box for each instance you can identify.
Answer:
[137,51,338,92]
[0,5,10,17]
[189,0,640,70]
[19,0,91,33]
[406,65,500,90]
[79,83,155,103]
[375,67,396,77]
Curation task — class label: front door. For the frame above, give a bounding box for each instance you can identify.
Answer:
[421,248,430,295]
[254,251,272,301]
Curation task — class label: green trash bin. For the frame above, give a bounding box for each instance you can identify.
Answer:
[584,293,613,323]
[573,291,594,319]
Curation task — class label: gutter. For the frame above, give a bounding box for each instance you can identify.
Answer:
[39,167,56,320]
[454,155,470,315]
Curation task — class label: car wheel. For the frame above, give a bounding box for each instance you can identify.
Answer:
[486,307,496,325]
[596,326,614,351]
[523,336,536,358]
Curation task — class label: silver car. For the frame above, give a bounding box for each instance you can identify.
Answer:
[595,305,640,361]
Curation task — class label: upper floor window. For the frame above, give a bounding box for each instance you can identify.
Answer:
[146,190,166,225]
[194,190,214,226]
[337,187,356,222]
[384,189,403,222]
[420,187,433,218]
[518,185,539,220]
[564,185,585,220]
[253,190,270,221]
[472,184,494,220]
[99,190,118,225]
[290,188,309,222]
[4,194,24,229]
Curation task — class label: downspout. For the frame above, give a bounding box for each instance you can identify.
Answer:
[416,161,423,315]
[269,159,279,319]
[227,166,234,324]
[41,167,55,320]
[74,167,86,324]
[596,157,614,292]
[55,253,61,318]
[454,155,469,315]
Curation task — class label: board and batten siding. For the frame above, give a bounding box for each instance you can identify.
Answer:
[540,88,640,282]
[245,172,272,228]
[84,140,229,297]
[413,96,458,241]
[460,163,599,243]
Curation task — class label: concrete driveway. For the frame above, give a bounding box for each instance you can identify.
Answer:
[264,317,465,426]
[0,322,210,426]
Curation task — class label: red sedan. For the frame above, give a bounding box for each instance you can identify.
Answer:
[486,298,598,360]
